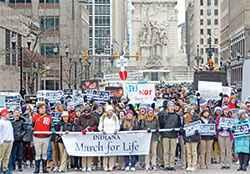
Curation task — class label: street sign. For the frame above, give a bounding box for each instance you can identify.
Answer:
[116,57,128,68]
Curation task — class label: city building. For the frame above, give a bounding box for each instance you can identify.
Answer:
[185,0,221,67]
[4,0,89,91]
[220,0,250,88]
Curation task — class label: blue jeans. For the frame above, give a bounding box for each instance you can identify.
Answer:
[125,156,137,168]
[11,141,23,170]
[47,138,53,161]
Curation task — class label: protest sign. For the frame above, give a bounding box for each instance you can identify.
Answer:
[63,89,73,96]
[67,95,84,107]
[0,95,5,108]
[218,117,235,130]
[232,123,250,138]
[198,81,222,100]
[37,91,63,101]
[50,112,62,124]
[4,95,21,111]
[62,131,152,157]
[86,90,110,103]
[126,83,155,104]
[184,120,201,137]
[199,123,216,136]
[81,80,99,92]
[105,87,123,100]
[222,86,232,97]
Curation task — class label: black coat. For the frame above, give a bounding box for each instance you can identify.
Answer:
[56,119,75,143]
[22,114,33,142]
[184,113,200,143]
[11,118,26,142]
[159,112,181,138]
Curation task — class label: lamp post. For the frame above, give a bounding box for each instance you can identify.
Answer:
[11,33,32,94]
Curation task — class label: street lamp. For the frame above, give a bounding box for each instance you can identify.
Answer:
[27,33,32,50]
[11,33,16,49]
[65,45,69,57]
[236,51,241,61]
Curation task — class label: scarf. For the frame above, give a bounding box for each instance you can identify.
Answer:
[138,113,146,121]
[123,118,135,129]
[146,114,158,122]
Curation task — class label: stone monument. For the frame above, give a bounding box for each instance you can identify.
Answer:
[128,0,192,82]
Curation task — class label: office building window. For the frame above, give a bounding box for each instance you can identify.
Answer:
[200,48,204,55]
[207,29,211,35]
[9,0,31,2]
[214,28,219,35]
[40,16,59,31]
[208,38,212,44]
[200,0,203,6]
[5,29,10,66]
[207,19,211,25]
[215,0,218,6]
[214,9,218,16]
[200,19,203,25]
[17,34,22,66]
[214,38,219,44]
[12,32,16,66]
[215,57,218,64]
[151,72,158,81]
[40,44,59,58]
[207,0,211,6]
[95,0,110,4]
[39,0,59,3]
[200,29,204,35]
[200,38,204,44]
[200,9,203,15]
[214,19,218,25]
[207,9,211,16]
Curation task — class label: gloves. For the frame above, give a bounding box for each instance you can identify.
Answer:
[114,129,118,135]
[65,130,69,135]
[147,128,151,133]
[195,130,199,135]
[219,128,223,132]
[227,128,231,131]
[101,130,106,135]
[155,128,159,133]
[81,129,86,135]
[88,127,95,132]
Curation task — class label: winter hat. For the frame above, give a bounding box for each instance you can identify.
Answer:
[97,104,104,111]
[105,105,114,112]
[75,107,82,113]
[62,111,69,117]
[236,99,241,105]
[201,109,210,116]
[147,107,154,113]
[190,100,197,106]
[200,99,207,106]
[139,104,147,110]
[126,110,134,116]
[121,96,126,100]
[84,106,92,112]
[183,105,190,111]
[214,107,222,114]
[188,95,195,99]
[207,99,214,105]
[21,106,28,114]
[222,106,229,113]
[167,101,174,108]
[1,109,9,117]
[187,106,195,113]
[238,110,246,118]
[230,95,237,100]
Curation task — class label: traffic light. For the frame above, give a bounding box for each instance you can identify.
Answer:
[136,52,139,61]
[42,70,46,78]
[82,51,88,61]
[114,52,118,60]
[215,67,220,72]
[208,58,214,67]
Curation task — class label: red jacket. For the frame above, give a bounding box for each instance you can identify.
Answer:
[32,113,53,138]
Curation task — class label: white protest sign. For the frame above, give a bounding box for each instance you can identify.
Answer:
[218,117,235,130]
[222,86,232,97]
[198,81,222,100]
[184,120,201,137]
[232,123,250,138]
[62,131,152,157]
[50,112,62,124]
[200,123,216,136]
[126,83,155,104]
[116,57,128,68]
[67,95,84,107]
[86,90,110,103]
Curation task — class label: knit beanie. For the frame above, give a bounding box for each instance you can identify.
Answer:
[21,106,28,114]
[214,107,222,114]
[126,110,134,116]
[222,106,229,113]
[105,105,114,112]
[167,101,174,108]
[183,105,190,111]
[238,110,246,118]
[187,106,194,113]
[97,104,104,111]
[200,99,207,106]
[147,107,154,113]
[75,107,82,113]
[190,100,197,106]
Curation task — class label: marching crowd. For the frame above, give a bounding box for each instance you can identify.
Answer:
[0,82,250,174]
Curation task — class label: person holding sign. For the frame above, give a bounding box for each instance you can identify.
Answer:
[216,106,234,170]
[232,110,249,171]
[75,106,98,172]
[160,101,181,171]
[199,109,215,169]
[98,105,120,172]
[184,106,200,171]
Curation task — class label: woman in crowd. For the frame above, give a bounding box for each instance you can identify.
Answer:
[184,106,200,171]
[98,105,120,171]
[216,106,234,169]
[213,107,222,163]
[228,95,237,110]
[199,109,215,169]
[160,101,181,171]
[233,110,249,171]
[141,107,159,171]
[57,111,75,173]
[122,110,138,171]
[76,106,98,172]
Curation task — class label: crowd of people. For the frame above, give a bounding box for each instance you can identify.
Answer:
[0,82,250,174]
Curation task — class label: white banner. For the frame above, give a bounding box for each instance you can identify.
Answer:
[61,131,152,157]
[222,86,232,97]
[198,81,222,100]
[126,83,155,104]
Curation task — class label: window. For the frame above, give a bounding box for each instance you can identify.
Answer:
[214,9,218,16]
[200,9,203,15]
[9,0,31,2]
[215,0,218,6]
[40,16,59,31]
[207,0,211,6]
[5,29,10,66]
[214,38,219,44]
[17,34,22,66]
[207,9,211,16]
[151,72,158,81]
[39,0,59,3]
[214,28,219,35]
[40,44,59,58]
[200,0,203,6]
[200,19,203,25]
[214,19,218,25]
[200,48,204,55]
[200,38,204,44]
[207,19,211,25]
[207,29,211,35]
[208,38,212,44]
[200,29,204,35]
[11,32,16,66]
